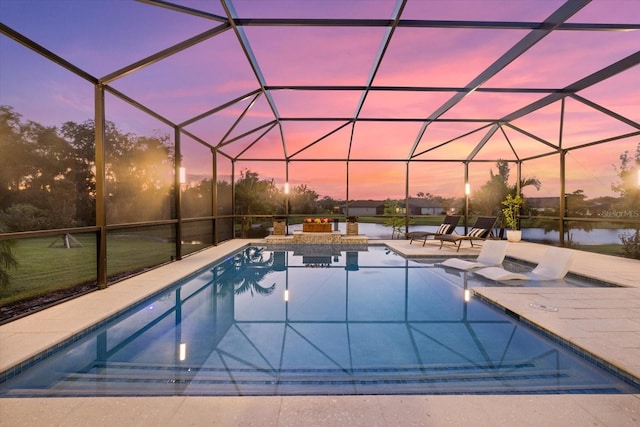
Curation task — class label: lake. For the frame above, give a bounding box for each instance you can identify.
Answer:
[285,222,634,245]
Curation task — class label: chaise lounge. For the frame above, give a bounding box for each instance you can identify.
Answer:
[436,216,497,252]
[439,239,508,270]
[474,246,573,281]
[407,215,460,246]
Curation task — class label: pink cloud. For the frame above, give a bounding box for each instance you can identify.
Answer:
[374,28,528,87]
[486,30,640,88]
[245,26,385,86]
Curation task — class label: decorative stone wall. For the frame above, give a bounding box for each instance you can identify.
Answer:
[265,231,368,245]
[293,231,342,243]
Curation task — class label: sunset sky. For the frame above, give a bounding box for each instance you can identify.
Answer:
[1,0,639,200]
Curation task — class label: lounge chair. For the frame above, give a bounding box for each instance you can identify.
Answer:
[407,215,460,246]
[436,216,497,251]
[439,240,508,270]
[474,246,573,281]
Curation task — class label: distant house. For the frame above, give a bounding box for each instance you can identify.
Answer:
[526,197,559,212]
[407,197,445,215]
[526,196,620,217]
[342,200,386,216]
[342,198,446,216]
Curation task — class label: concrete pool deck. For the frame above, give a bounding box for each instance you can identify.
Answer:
[1,239,639,426]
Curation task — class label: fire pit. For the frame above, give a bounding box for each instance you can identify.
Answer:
[302,218,332,232]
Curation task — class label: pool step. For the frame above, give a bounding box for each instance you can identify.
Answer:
[1,360,623,396]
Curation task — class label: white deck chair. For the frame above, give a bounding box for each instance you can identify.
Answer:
[475,247,573,281]
[440,240,508,271]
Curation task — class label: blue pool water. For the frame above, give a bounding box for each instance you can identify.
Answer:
[1,245,637,397]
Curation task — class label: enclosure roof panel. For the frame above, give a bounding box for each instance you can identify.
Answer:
[1,0,639,164]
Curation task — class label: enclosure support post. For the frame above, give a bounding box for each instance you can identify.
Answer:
[560,151,566,246]
[231,161,236,238]
[175,127,182,261]
[95,84,107,289]
[285,161,290,235]
[405,161,410,237]
[559,98,566,247]
[212,148,218,246]
[464,162,470,235]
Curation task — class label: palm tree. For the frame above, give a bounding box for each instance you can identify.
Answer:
[473,160,540,217]
[472,161,541,237]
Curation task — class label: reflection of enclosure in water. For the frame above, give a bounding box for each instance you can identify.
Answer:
[270,244,367,271]
[213,245,365,294]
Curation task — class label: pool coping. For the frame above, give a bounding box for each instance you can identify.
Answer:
[474,292,640,391]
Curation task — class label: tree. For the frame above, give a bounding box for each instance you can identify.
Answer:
[234,169,280,236]
[565,189,590,216]
[288,184,319,214]
[0,203,49,231]
[471,162,510,217]
[216,180,233,215]
[611,143,640,209]
[1,106,179,229]
[612,143,640,258]
[383,199,411,238]
[182,178,213,218]
[472,160,540,219]
[60,120,99,226]
[104,128,175,223]
[317,195,340,214]
[0,106,34,210]
[564,190,594,246]
[0,106,80,229]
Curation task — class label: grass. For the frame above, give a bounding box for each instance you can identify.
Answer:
[0,233,178,307]
[0,235,98,305]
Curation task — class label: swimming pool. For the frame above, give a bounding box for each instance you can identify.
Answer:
[1,245,637,397]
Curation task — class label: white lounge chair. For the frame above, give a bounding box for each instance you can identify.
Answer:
[439,240,508,271]
[474,247,573,281]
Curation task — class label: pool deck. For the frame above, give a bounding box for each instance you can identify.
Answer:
[1,239,639,426]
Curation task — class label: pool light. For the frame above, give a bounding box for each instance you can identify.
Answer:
[464,289,471,302]
[284,289,289,301]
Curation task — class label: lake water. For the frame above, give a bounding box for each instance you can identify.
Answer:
[286,222,634,245]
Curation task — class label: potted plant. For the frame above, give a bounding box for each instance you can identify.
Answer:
[501,193,524,242]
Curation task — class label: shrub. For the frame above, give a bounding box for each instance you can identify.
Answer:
[620,229,640,259]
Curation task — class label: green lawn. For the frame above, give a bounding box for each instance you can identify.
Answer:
[0,234,177,307]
